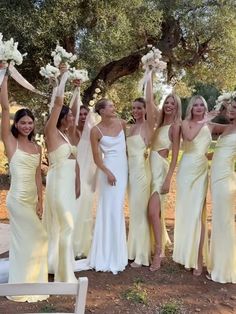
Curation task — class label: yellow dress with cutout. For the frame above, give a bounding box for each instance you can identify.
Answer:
[150,125,172,255]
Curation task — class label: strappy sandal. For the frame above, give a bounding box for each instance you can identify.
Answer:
[149,254,162,272]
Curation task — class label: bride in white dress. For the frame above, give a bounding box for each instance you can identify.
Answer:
[77,98,128,274]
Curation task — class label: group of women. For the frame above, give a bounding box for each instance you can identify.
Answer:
[0,69,235,302]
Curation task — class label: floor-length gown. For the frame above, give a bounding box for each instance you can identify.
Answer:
[73,131,96,258]
[43,134,78,283]
[150,125,172,255]
[208,133,236,283]
[83,127,128,274]
[173,125,211,268]
[127,133,151,266]
[6,144,48,302]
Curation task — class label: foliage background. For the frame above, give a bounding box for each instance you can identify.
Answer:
[1,0,236,131]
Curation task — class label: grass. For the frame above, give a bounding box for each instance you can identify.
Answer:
[122,282,148,305]
[157,299,183,314]
[39,304,57,313]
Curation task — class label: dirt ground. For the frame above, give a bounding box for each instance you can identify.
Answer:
[0,171,235,314]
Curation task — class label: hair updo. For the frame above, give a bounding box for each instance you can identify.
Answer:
[94,98,109,115]
[11,108,35,140]
[133,97,146,108]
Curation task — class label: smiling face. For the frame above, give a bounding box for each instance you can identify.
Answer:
[15,115,35,138]
[101,101,116,117]
[186,95,208,120]
[191,98,207,118]
[163,96,177,117]
[132,100,146,121]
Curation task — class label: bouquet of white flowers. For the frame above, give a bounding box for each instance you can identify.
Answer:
[141,46,167,72]
[0,33,27,66]
[51,44,77,67]
[39,64,60,80]
[215,91,236,110]
[68,68,89,82]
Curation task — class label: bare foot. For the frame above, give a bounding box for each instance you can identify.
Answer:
[149,254,162,272]
[130,262,142,268]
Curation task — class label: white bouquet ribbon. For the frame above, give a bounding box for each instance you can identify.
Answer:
[49,71,69,112]
[0,64,45,96]
[69,86,83,125]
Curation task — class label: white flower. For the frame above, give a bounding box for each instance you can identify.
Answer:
[89,100,95,106]
[52,43,77,68]
[95,87,101,93]
[141,47,166,73]
[215,92,234,110]
[0,35,26,65]
[53,54,62,67]
[68,68,89,82]
[40,63,60,79]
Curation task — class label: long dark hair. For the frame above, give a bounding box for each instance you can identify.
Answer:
[56,105,70,128]
[11,108,35,140]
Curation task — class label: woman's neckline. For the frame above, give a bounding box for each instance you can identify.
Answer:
[101,129,123,138]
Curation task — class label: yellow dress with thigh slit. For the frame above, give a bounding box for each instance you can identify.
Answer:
[150,125,172,255]
[127,134,151,266]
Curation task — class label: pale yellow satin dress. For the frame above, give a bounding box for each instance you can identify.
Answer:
[73,136,95,258]
[7,145,48,302]
[44,142,78,283]
[208,133,236,283]
[173,125,211,268]
[150,124,172,255]
[127,134,151,266]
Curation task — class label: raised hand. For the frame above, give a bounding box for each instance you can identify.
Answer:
[198,110,219,124]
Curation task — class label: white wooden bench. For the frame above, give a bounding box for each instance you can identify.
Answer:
[0,277,88,314]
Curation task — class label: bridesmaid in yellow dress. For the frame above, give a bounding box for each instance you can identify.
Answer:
[44,95,80,283]
[207,101,236,283]
[0,75,48,302]
[127,97,153,267]
[173,95,220,276]
[146,76,182,271]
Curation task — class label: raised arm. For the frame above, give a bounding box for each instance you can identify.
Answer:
[208,121,228,134]
[90,127,116,186]
[0,75,12,143]
[0,75,16,158]
[44,96,64,138]
[161,123,181,194]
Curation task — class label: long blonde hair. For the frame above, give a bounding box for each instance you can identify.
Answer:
[185,95,208,121]
[156,93,182,128]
